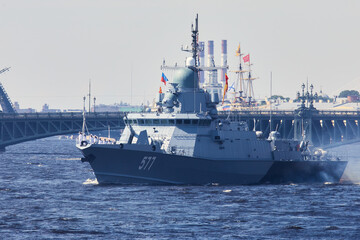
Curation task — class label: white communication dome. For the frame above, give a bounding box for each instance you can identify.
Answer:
[186,57,195,67]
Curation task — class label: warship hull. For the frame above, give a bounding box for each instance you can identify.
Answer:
[80,145,347,185]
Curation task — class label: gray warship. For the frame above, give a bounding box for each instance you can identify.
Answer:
[77,15,347,185]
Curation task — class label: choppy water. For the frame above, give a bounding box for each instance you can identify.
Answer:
[0,137,359,239]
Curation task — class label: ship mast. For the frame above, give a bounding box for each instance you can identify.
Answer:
[181,14,201,67]
[88,80,91,112]
[244,55,256,106]
[192,14,199,67]
[82,96,86,134]
[162,14,203,71]
[233,44,247,102]
[162,14,226,75]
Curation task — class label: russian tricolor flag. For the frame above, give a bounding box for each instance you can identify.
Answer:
[161,72,168,85]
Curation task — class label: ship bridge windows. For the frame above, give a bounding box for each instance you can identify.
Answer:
[125,119,138,125]
[175,119,203,125]
[192,119,199,125]
[176,119,197,125]
[184,119,191,124]
[144,119,152,125]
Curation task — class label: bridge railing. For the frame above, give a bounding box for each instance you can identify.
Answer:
[0,111,127,119]
[0,110,358,119]
[315,110,360,116]
[218,110,294,116]
[218,110,360,117]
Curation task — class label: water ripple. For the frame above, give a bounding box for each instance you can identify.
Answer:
[0,137,359,239]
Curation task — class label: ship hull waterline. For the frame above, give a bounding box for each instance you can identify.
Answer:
[80,145,348,185]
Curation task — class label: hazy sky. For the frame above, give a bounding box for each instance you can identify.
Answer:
[0,0,359,110]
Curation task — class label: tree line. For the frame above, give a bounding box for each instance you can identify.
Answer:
[338,90,359,98]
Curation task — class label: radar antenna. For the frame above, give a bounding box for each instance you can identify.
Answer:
[181,14,202,67]
[161,15,226,72]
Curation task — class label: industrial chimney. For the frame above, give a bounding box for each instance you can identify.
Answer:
[199,41,205,84]
[221,40,227,85]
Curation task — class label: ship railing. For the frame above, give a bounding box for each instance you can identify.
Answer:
[151,134,168,141]
[75,133,116,145]
[149,134,169,149]
[166,146,193,157]
[302,150,346,161]
[320,151,348,162]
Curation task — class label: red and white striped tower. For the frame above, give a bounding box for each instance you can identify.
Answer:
[199,41,205,84]
[202,40,223,102]
[207,40,214,68]
[221,40,227,85]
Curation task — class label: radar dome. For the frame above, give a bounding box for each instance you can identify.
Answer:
[186,57,195,67]
[173,67,199,89]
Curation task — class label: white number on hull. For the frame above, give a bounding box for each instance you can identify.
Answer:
[138,156,157,171]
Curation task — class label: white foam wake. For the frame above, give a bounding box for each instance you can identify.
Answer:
[82,178,99,185]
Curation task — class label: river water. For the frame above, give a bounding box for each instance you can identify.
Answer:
[0,136,359,239]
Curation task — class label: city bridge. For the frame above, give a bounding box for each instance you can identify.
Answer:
[0,110,359,150]
[0,112,125,151]
[219,109,360,147]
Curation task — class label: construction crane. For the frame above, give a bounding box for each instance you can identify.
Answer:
[0,67,17,113]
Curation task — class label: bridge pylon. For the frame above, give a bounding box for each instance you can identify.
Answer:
[0,67,16,113]
[294,83,318,143]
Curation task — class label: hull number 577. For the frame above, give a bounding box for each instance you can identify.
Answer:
[138,156,157,171]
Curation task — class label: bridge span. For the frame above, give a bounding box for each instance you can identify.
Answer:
[0,112,125,150]
[219,110,360,147]
[0,110,359,150]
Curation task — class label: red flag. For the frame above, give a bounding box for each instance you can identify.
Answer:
[225,73,229,81]
[243,54,250,63]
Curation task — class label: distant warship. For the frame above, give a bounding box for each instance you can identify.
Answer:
[77,15,347,185]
